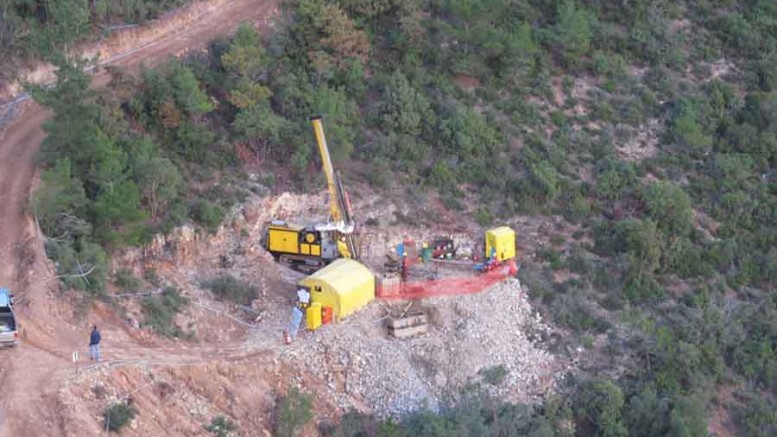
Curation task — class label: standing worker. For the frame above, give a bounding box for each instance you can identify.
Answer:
[297,288,311,309]
[421,242,431,263]
[401,251,409,282]
[89,325,102,362]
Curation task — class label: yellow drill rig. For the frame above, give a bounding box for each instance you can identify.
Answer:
[263,116,359,272]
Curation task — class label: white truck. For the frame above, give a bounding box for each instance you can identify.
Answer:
[0,288,18,346]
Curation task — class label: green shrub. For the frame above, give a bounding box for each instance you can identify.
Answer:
[190,200,225,233]
[335,410,375,437]
[114,268,142,292]
[142,287,190,338]
[527,161,561,205]
[671,102,713,155]
[479,365,508,386]
[738,397,777,437]
[665,239,713,278]
[274,387,313,437]
[563,190,592,222]
[550,110,567,126]
[203,275,258,304]
[144,268,160,286]
[206,415,237,437]
[566,245,594,274]
[596,159,638,201]
[539,249,563,270]
[30,158,90,239]
[378,71,432,136]
[551,291,610,334]
[475,208,492,227]
[641,182,693,238]
[367,157,393,188]
[556,0,592,69]
[104,401,137,432]
[45,240,108,295]
[575,380,628,437]
[622,274,663,303]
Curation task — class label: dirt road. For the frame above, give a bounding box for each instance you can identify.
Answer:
[0,1,278,435]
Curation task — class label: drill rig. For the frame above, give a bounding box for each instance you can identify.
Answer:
[263,116,359,273]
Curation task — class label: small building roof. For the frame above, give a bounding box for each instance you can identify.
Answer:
[486,226,515,237]
[299,259,373,295]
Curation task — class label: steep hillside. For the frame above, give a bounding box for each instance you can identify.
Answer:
[11,0,777,436]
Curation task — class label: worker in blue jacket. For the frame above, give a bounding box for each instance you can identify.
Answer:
[89,325,102,362]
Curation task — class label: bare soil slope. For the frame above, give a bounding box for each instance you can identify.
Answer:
[0,1,278,436]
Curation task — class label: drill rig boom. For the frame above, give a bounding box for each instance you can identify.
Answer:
[262,117,359,272]
[310,116,358,258]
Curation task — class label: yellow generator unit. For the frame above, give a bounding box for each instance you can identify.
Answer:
[306,302,323,330]
[485,226,516,262]
[264,221,340,273]
[298,259,375,321]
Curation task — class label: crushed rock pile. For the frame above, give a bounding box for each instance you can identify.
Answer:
[278,278,561,416]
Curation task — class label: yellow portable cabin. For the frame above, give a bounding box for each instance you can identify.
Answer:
[298,259,375,321]
[485,226,516,262]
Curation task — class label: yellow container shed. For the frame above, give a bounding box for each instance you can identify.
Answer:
[298,259,375,321]
[485,226,516,262]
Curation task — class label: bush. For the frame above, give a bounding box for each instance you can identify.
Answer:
[738,397,777,437]
[274,387,313,437]
[30,158,90,239]
[367,157,392,188]
[563,190,592,222]
[672,102,713,156]
[596,159,637,201]
[552,293,610,334]
[206,415,237,437]
[104,401,137,432]
[622,274,663,303]
[567,245,594,274]
[45,240,109,295]
[475,207,492,227]
[142,287,190,338]
[190,199,225,233]
[336,410,375,437]
[479,365,508,386]
[114,268,142,291]
[665,239,713,278]
[641,182,693,237]
[575,380,628,437]
[378,71,432,136]
[144,268,160,286]
[539,249,564,270]
[203,275,258,304]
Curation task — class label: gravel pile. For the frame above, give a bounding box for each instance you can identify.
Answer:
[279,278,561,416]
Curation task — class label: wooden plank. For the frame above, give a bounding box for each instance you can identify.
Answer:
[389,324,428,338]
[387,313,428,329]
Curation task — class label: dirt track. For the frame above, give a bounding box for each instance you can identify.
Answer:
[0,1,278,435]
